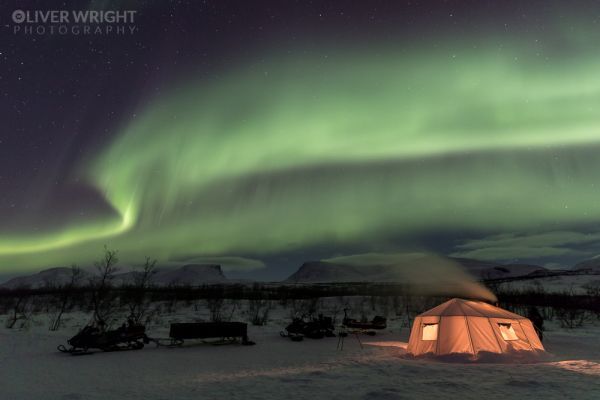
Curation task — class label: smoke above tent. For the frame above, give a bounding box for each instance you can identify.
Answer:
[323,252,497,303]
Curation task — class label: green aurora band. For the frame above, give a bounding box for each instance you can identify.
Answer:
[3,44,600,269]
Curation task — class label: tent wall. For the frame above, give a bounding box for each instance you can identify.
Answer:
[489,318,536,352]
[438,316,472,355]
[466,316,503,354]
[407,316,438,355]
[406,316,421,355]
[519,319,544,350]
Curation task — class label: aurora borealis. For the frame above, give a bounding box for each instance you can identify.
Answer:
[4,1,600,277]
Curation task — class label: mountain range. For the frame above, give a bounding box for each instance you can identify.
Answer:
[0,264,227,289]
[2,255,598,288]
[284,257,551,283]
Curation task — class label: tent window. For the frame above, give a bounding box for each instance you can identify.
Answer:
[498,323,518,341]
[422,323,438,340]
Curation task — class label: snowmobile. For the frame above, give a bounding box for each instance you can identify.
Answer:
[57,322,147,355]
[280,314,336,341]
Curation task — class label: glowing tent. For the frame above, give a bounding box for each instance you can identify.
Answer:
[407,298,545,359]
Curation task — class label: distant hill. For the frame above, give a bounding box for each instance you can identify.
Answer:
[286,257,548,283]
[449,258,548,280]
[1,264,228,289]
[150,264,227,286]
[285,261,370,283]
[572,257,600,273]
[447,257,500,273]
[0,267,89,289]
[285,257,444,283]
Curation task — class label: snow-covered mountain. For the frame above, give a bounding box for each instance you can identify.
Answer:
[286,258,548,283]
[447,258,500,275]
[285,261,367,283]
[149,264,227,286]
[449,258,548,279]
[1,264,228,289]
[285,260,436,283]
[572,256,600,273]
[0,267,89,289]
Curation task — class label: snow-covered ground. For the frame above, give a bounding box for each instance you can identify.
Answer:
[0,305,598,400]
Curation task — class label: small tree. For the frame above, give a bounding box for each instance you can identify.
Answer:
[5,286,32,329]
[206,298,225,322]
[556,307,589,329]
[225,299,241,321]
[582,280,600,297]
[554,286,591,328]
[287,298,312,319]
[583,280,600,320]
[126,257,157,325]
[90,246,120,328]
[400,284,415,329]
[49,265,82,331]
[247,299,272,326]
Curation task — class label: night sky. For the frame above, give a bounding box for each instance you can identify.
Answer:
[3,0,600,279]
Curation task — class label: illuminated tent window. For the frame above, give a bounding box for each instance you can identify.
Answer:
[498,323,518,341]
[422,323,438,340]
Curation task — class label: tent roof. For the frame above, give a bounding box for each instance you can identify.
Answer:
[418,298,525,319]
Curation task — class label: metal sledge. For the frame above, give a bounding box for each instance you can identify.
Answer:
[148,321,255,347]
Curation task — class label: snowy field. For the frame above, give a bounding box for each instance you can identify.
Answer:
[0,307,599,400]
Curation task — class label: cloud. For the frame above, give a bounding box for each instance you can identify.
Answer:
[451,230,600,261]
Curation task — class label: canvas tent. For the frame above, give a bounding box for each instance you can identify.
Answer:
[407,298,544,359]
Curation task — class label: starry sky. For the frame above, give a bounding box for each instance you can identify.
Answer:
[2,0,600,279]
